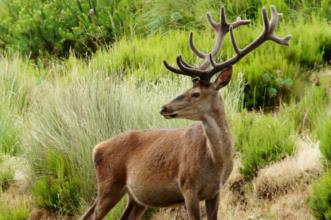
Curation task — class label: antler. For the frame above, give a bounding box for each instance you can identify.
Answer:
[164,5,292,84]
[164,6,250,82]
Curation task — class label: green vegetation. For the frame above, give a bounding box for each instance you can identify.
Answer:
[0,169,13,192]
[0,202,29,220]
[309,171,331,220]
[0,0,330,218]
[232,112,295,178]
[317,118,331,164]
[0,0,139,57]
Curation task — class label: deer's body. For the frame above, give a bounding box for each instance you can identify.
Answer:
[94,123,231,207]
[81,5,291,220]
[93,97,233,208]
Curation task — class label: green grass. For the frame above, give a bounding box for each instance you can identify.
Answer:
[0,169,14,192]
[231,111,295,178]
[0,204,29,220]
[317,118,331,164]
[309,170,331,220]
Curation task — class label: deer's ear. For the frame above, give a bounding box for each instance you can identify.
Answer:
[213,67,233,90]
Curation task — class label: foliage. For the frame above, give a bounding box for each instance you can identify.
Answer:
[309,171,331,220]
[231,111,295,178]
[0,0,330,59]
[0,0,140,57]
[32,150,81,215]
[137,0,331,34]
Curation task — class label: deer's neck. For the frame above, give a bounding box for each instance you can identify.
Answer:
[201,97,233,167]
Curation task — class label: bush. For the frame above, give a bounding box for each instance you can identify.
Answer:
[309,171,331,220]
[32,150,81,215]
[0,0,140,57]
[231,112,295,178]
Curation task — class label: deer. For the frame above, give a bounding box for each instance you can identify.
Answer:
[81,5,291,220]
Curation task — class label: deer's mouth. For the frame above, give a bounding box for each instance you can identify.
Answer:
[162,113,177,119]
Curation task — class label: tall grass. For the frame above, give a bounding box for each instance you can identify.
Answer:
[317,118,331,164]
[0,55,36,155]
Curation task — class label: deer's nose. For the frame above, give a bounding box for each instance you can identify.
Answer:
[160,106,168,114]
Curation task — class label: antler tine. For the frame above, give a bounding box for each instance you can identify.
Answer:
[163,60,199,78]
[208,5,292,77]
[189,32,206,59]
[229,27,241,55]
[268,6,292,45]
[176,56,208,75]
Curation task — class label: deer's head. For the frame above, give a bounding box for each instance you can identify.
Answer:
[160,6,291,121]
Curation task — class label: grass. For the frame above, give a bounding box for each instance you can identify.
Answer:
[317,118,331,164]
[0,202,29,220]
[231,111,295,178]
[309,170,331,220]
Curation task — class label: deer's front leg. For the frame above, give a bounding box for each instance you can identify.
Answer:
[205,193,219,220]
[182,190,200,220]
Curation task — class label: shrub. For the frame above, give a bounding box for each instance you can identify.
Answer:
[0,0,140,57]
[32,150,81,215]
[309,171,331,220]
[231,112,295,178]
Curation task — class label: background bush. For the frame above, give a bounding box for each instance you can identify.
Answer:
[0,0,140,58]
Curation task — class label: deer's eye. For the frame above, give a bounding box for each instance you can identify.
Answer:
[192,92,200,98]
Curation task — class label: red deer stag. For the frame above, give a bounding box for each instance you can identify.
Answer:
[81,5,291,220]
